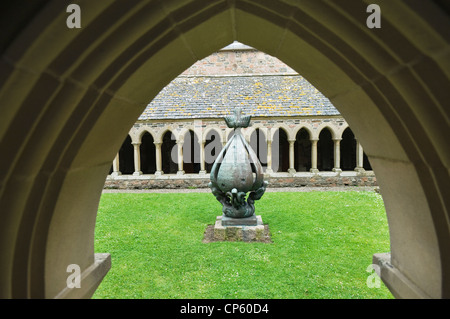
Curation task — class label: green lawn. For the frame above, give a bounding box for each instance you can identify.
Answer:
[93,190,393,299]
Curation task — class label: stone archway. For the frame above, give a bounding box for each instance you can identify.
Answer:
[340,127,356,171]
[317,127,334,172]
[118,135,134,175]
[250,128,268,169]
[294,128,312,172]
[0,1,448,298]
[272,128,290,173]
[204,128,223,173]
[182,130,201,174]
[161,131,177,175]
[140,132,156,175]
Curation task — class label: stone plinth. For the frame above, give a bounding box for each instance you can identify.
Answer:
[221,214,258,226]
[213,215,265,242]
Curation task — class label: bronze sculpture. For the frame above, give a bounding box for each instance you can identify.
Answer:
[209,107,268,218]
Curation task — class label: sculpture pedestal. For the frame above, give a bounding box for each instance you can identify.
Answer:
[221,214,258,226]
[212,215,266,242]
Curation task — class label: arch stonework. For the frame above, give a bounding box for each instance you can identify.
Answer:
[0,1,448,299]
[245,123,270,140]
[115,116,353,177]
[314,123,340,141]
[337,123,351,140]
[155,125,178,144]
[134,127,157,144]
[293,124,314,141]
[269,123,296,141]
[202,126,224,144]
[178,126,200,144]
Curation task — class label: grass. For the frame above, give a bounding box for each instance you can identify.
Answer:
[93,190,393,299]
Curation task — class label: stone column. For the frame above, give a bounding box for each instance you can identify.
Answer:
[223,131,229,148]
[199,141,207,175]
[111,153,121,177]
[132,142,142,176]
[265,140,273,174]
[332,138,342,174]
[355,140,365,173]
[310,138,319,173]
[177,140,185,175]
[288,139,296,174]
[154,142,163,176]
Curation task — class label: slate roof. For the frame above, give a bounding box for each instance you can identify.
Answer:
[139,74,340,120]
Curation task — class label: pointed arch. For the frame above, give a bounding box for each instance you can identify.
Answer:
[135,126,157,144]
[293,124,314,140]
[272,127,290,172]
[250,127,268,167]
[317,127,334,171]
[341,127,356,171]
[294,127,312,172]
[314,123,339,140]
[156,125,180,144]
[161,130,177,174]
[270,123,295,141]
[203,126,223,144]
[118,135,134,175]
[140,132,156,174]
[182,129,201,174]
[204,128,222,173]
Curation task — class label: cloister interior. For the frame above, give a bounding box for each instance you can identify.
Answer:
[107,44,374,188]
[112,122,372,176]
[0,1,448,299]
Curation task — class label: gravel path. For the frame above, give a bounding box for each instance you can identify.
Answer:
[102,186,378,194]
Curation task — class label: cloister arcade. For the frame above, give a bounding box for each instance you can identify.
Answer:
[109,117,372,181]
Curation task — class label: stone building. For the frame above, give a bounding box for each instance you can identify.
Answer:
[3,1,448,299]
[105,42,375,189]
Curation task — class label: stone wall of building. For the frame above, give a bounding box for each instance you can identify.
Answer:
[181,47,296,76]
[104,173,377,190]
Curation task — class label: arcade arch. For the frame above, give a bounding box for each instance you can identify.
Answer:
[0,1,448,299]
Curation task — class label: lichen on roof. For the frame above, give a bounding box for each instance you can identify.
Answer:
[139,75,340,120]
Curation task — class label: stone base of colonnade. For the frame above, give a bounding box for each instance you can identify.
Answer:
[103,171,377,190]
